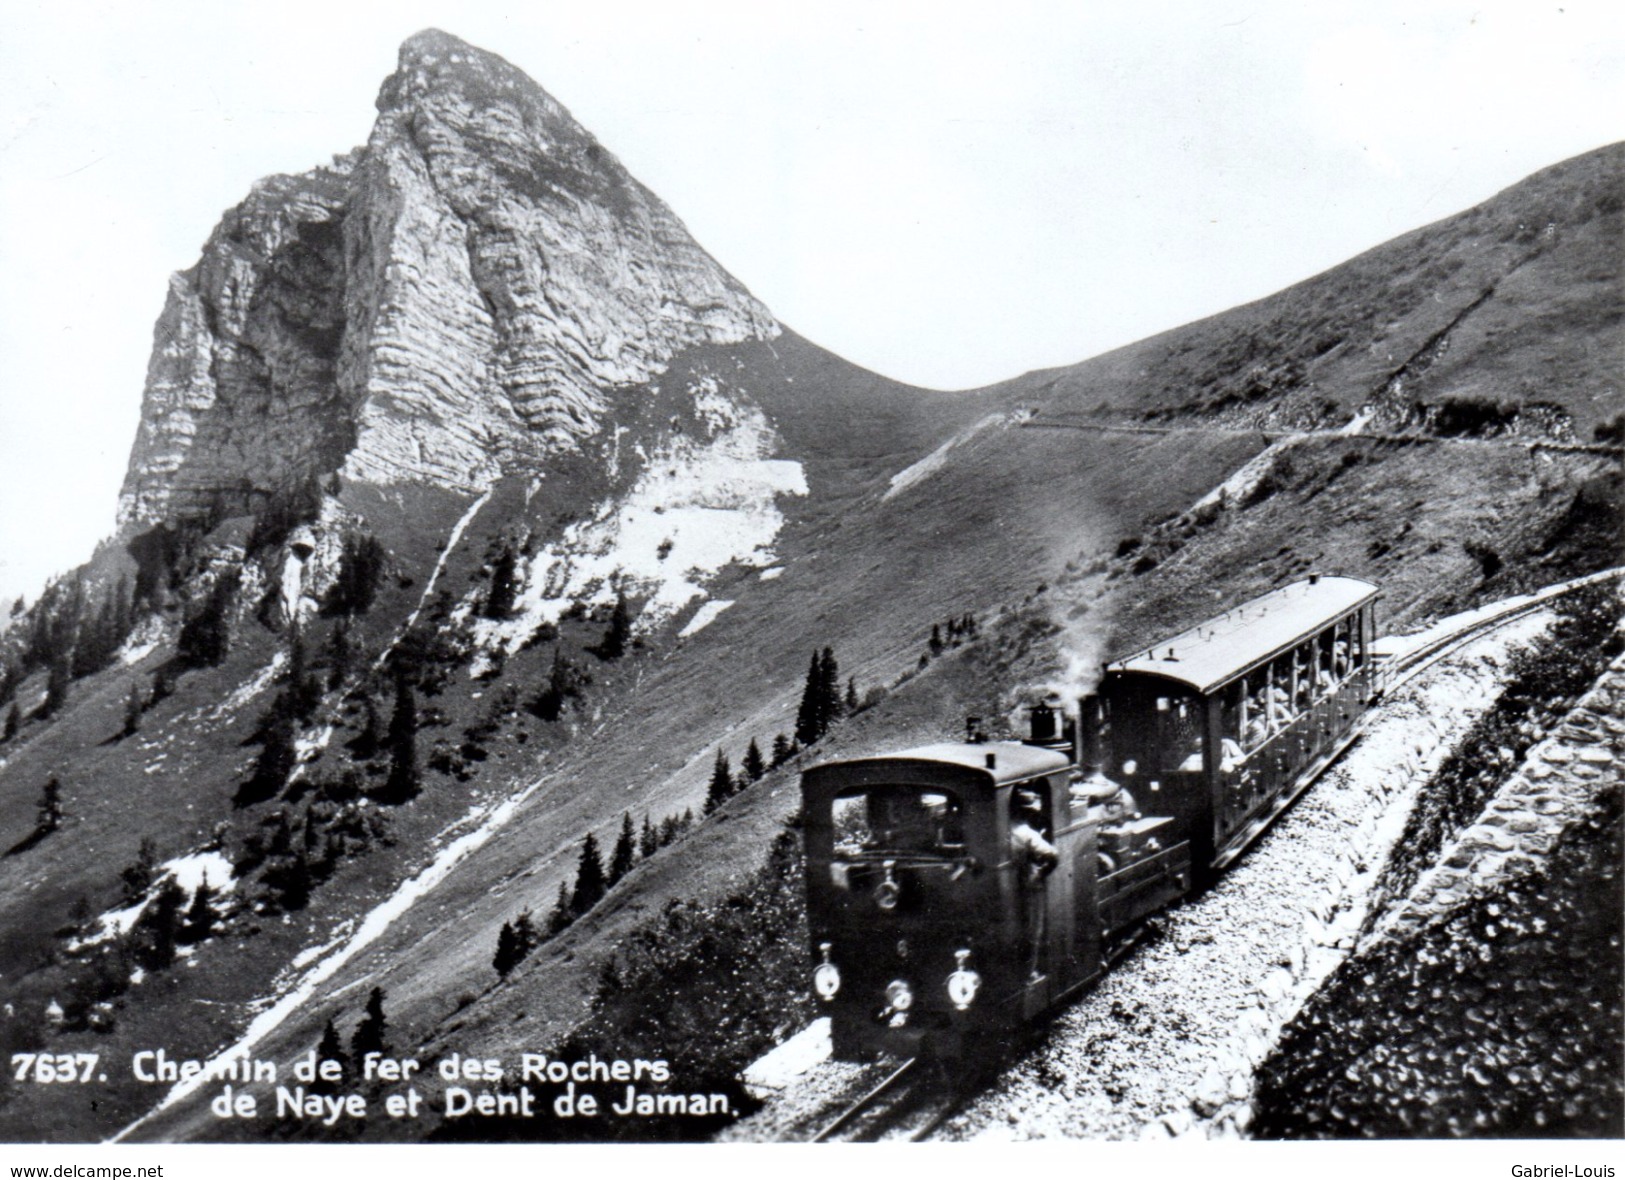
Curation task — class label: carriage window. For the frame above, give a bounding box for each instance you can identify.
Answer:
[831,787,965,856]
[1331,620,1352,680]
[1243,672,1270,749]
[1162,693,1203,773]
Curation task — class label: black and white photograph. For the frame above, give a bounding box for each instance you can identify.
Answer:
[0,0,1620,1162]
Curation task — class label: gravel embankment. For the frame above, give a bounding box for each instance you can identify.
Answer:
[935,615,1551,1140]
[1252,648,1625,1137]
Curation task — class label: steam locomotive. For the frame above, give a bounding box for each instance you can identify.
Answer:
[801,575,1380,1062]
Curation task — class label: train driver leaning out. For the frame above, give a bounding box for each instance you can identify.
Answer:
[1010,789,1059,981]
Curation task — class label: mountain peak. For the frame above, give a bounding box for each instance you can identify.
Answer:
[118,29,778,526]
[383,28,558,116]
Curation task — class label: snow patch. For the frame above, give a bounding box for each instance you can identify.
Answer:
[290,935,343,970]
[742,1017,833,1100]
[211,653,287,720]
[379,490,492,670]
[162,852,235,896]
[77,852,234,948]
[469,398,804,656]
[757,567,783,581]
[118,617,167,666]
[883,413,1004,502]
[1192,435,1305,512]
[679,600,734,638]
[294,726,335,766]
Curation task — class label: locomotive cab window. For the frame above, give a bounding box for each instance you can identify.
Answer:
[831,786,966,857]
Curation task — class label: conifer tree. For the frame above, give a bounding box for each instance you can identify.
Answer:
[819,647,842,726]
[324,621,349,691]
[180,874,217,944]
[570,831,607,916]
[2,702,17,744]
[351,987,387,1061]
[547,881,573,936]
[380,673,420,804]
[37,777,63,833]
[138,878,187,970]
[846,676,860,714]
[929,623,944,655]
[794,652,823,747]
[596,590,631,660]
[287,624,321,720]
[0,660,18,709]
[771,733,794,767]
[120,838,159,901]
[513,909,538,955]
[705,749,734,814]
[42,647,72,719]
[742,738,766,783]
[484,545,518,620]
[639,813,658,860]
[149,666,174,707]
[324,534,387,617]
[314,1018,348,1092]
[238,701,296,807]
[349,693,382,760]
[121,683,144,738]
[658,814,680,847]
[493,921,521,977]
[608,811,636,885]
[177,574,234,668]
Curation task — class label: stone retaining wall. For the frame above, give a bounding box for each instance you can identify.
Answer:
[1250,652,1625,1137]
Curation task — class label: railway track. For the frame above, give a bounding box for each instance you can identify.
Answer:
[1379,567,1623,692]
[808,1057,964,1142]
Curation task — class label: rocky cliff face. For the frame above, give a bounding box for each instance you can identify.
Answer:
[119,29,778,527]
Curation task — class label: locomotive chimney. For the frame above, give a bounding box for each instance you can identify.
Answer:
[1078,693,1102,770]
[1028,698,1061,746]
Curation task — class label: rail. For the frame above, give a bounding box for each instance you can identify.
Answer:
[1381,567,1624,692]
[809,1057,919,1142]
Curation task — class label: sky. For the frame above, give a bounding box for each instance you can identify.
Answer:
[0,0,1620,604]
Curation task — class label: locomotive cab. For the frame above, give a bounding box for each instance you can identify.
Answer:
[801,740,1186,1062]
[802,742,1074,1060]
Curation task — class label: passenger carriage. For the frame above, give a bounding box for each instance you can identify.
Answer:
[1078,574,1380,874]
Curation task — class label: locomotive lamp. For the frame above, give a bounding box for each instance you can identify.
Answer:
[946,949,981,1010]
[813,942,841,1000]
[884,979,914,1013]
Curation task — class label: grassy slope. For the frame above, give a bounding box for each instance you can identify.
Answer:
[997,142,1622,438]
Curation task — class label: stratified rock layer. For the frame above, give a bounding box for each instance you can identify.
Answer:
[119,29,778,526]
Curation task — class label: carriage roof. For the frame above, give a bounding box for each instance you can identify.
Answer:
[1106,575,1378,695]
[804,741,1070,791]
